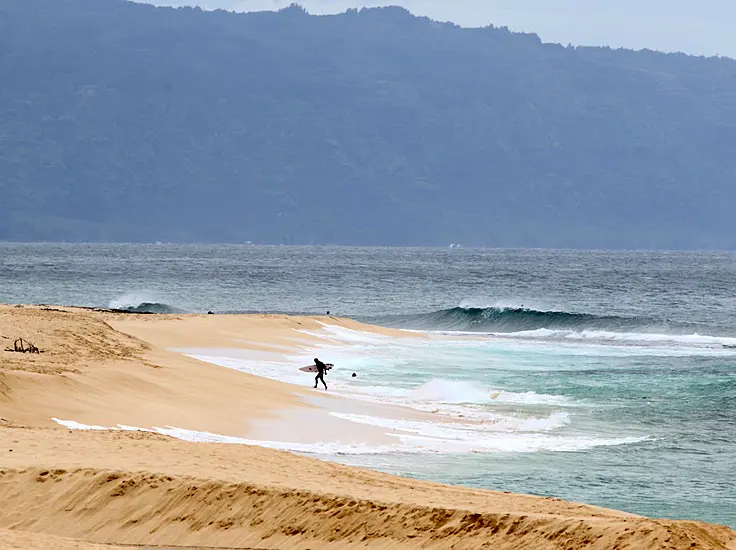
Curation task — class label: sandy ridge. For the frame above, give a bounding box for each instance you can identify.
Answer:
[0,305,321,432]
[0,305,147,375]
[1,465,733,550]
[1,427,735,550]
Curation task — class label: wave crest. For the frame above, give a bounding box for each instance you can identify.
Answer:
[109,292,183,314]
[408,379,569,406]
[115,301,181,314]
[376,305,676,334]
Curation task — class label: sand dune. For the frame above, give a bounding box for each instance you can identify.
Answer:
[0,305,321,432]
[1,305,735,549]
[0,528,127,550]
[2,428,734,550]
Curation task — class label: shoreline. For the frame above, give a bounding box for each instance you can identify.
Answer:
[1,304,735,549]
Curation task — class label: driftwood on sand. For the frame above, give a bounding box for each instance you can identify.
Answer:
[5,338,41,354]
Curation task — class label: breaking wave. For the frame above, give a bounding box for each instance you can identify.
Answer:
[375,306,689,334]
[407,379,569,406]
[108,292,184,314]
[114,301,182,314]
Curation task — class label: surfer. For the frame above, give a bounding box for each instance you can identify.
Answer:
[313,357,328,390]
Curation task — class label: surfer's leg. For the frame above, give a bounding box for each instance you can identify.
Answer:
[314,373,319,388]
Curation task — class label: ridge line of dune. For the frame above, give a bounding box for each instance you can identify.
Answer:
[1,467,734,550]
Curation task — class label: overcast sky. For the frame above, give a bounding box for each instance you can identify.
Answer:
[145,0,736,58]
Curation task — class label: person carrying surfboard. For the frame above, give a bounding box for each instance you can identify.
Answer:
[313,357,328,390]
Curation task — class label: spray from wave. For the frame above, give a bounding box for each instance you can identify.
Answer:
[407,379,569,406]
[108,292,184,314]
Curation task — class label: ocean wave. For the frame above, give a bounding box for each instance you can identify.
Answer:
[108,292,183,314]
[113,301,182,314]
[407,379,570,406]
[498,328,736,348]
[370,304,736,345]
[376,306,662,333]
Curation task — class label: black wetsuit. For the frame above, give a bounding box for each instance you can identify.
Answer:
[314,359,328,390]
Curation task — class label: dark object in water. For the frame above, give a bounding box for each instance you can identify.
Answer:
[207,311,214,314]
[352,372,357,377]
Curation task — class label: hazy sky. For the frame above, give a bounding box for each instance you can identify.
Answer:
[145,0,736,58]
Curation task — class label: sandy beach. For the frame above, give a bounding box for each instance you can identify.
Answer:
[1,304,734,549]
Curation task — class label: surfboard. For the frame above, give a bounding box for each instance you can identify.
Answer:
[299,363,334,373]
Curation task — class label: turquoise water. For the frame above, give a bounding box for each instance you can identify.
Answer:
[1,244,734,526]
[300,328,735,527]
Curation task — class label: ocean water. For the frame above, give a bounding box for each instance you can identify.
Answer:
[1,243,735,527]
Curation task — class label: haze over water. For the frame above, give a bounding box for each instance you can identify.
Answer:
[2,243,734,527]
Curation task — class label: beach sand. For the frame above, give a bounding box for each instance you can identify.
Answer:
[1,304,734,549]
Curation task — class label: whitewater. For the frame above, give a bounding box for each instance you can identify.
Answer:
[1,243,735,527]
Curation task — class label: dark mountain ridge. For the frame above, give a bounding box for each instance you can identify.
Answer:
[2,0,736,248]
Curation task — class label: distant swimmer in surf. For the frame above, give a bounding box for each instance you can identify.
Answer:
[313,357,328,390]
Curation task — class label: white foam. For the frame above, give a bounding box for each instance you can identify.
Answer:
[52,418,401,456]
[53,418,111,430]
[187,339,574,427]
[149,426,401,455]
[457,299,557,312]
[331,411,570,436]
[186,354,308,385]
[497,328,736,349]
[182,326,653,458]
[108,291,160,310]
[409,378,488,403]
[393,432,650,454]
[406,379,570,406]
[511,411,571,431]
[489,389,571,405]
[329,413,643,453]
[300,323,398,344]
[335,380,571,417]
[53,417,644,455]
